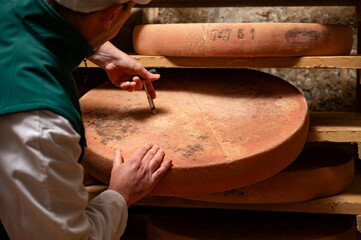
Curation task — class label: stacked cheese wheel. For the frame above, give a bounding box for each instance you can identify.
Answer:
[133,23,353,57]
[81,69,309,196]
[180,145,354,203]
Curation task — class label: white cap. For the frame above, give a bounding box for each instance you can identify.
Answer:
[54,0,151,13]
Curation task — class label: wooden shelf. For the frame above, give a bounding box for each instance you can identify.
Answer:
[81,2,361,226]
[80,55,361,69]
[135,171,361,215]
[308,112,361,143]
[86,170,361,215]
[140,0,357,7]
[86,0,360,232]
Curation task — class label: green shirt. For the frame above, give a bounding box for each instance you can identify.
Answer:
[0,0,95,153]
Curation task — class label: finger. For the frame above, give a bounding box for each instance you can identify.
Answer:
[142,145,160,164]
[120,81,137,91]
[132,77,144,91]
[133,75,155,96]
[126,82,136,92]
[137,69,160,99]
[149,148,165,172]
[131,76,140,82]
[131,142,153,161]
[138,68,161,83]
[145,81,156,99]
[120,81,131,89]
[113,149,124,169]
[152,159,172,183]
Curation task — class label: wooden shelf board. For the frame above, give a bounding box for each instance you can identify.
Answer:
[140,0,357,7]
[86,171,361,215]
[81,55,361,69]
[136,171,361,215]
[308,112,361,143]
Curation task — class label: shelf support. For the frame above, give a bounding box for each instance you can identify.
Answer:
[356,2,361,111]
[79,55,361,69]
[357,215,361,232]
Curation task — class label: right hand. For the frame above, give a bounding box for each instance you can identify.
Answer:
[108,143,172,206]
[88,41,160,99]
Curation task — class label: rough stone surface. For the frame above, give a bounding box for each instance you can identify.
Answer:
[140,7,357,111]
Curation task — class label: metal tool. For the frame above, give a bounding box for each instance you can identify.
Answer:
[138,69,157,114]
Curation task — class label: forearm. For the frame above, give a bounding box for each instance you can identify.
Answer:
[88,41,128,69]
[82,147,113,184]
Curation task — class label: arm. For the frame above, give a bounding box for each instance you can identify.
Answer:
[82,144,172,206]
[0,110,171,239]
[82,148,113,185]
[109,143,172,206]
[83,41,167,185]
[0,110,126,239]
[88,41,160,99]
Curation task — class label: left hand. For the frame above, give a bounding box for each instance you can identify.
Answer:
[108,143,172,206]
[88,41,160,99]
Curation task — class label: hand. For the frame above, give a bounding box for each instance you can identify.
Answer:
[88,41,160,99]
[108,143,172,206]
[105,58,160,99]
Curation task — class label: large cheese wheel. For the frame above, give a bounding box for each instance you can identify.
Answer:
[146,208,357,240]
[133,23,353,57]
[180,145,354,203]
[80,69,309,196]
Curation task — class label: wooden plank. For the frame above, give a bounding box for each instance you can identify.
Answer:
[80,55,361,69]
[356,3,361,111]
[133,171,361,215]
[140,0,357,7]
[357,215,361,232]
[86,171,361,215]
[308,112,361,143]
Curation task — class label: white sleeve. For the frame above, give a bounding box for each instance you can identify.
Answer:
[0,110,127,240]
[86,190,128,240]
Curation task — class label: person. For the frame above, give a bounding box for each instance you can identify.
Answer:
[0,0,172,239]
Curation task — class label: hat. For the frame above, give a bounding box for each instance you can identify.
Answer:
[54,0,152,13]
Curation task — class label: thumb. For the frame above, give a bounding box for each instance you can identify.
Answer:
[138,68,160,82]
[113,149,124,169]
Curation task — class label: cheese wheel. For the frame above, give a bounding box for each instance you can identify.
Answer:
[146,208,357,240]
[80,69,309,196]
[180,145,354,203]
[133,23,353,57]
